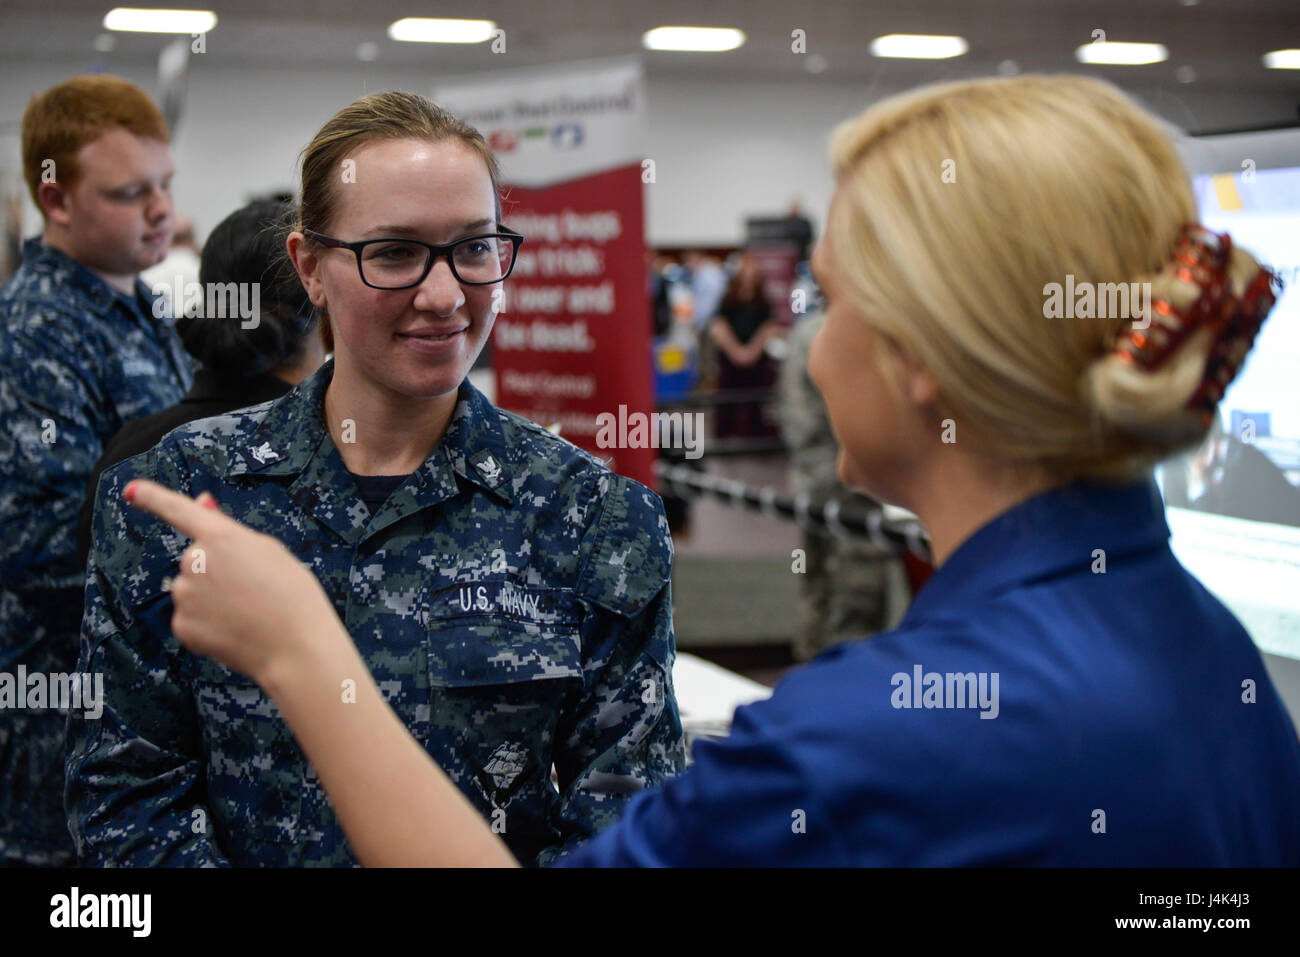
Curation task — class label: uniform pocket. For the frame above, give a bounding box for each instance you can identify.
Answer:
[192,659,304,852]
[425,583,583,815]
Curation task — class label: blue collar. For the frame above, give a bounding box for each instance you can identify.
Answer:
[230,357,516,506]
[903,478,1170,622]
[21,237,162,319]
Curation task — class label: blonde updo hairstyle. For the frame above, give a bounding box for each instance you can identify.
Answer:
[828,74,1267,481]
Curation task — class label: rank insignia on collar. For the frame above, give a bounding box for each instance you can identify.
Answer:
[475,454,502,485]
[251,442,279,465]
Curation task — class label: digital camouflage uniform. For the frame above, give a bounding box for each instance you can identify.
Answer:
[0,239,191,866]
[777,312,895,662]
[67,358,685,866]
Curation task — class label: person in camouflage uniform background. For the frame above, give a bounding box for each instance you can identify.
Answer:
[777,312,900,661]
[0,76,191,866]
[66,89,684,866]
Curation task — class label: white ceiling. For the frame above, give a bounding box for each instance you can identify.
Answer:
[1,1,1297,99]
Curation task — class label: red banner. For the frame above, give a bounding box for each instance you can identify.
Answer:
[494,163,655,488]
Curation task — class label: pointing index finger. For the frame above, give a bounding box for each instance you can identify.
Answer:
[124,479,226,540]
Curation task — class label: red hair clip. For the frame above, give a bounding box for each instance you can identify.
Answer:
[1112,224,1282,425]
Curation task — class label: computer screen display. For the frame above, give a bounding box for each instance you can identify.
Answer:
[1159,132,1300,669]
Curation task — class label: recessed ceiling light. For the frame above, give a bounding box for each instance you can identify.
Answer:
[387,18,496,44]
[642,27,745,52]
[869,34,968,59]
[1263,48,1300,69]
[103,8,217,34]
[1074,41,1168,65]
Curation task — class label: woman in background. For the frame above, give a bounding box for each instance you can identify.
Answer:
[125,74,1299,866]
[709,252,781,438]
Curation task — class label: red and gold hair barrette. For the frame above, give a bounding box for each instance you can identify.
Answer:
[1112,224,1282,425]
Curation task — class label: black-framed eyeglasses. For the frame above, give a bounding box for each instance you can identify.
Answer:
[304,226,525,289]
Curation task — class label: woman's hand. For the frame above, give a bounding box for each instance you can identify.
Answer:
[124,479,338,688]
[123,477,518,867]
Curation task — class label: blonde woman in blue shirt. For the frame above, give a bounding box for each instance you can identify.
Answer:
[122,74,1300,866]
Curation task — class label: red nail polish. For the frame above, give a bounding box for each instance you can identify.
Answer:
[124,482,137,504]
[202,497,219,511]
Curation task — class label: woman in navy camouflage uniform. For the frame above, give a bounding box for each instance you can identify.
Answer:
[67,92,685,867]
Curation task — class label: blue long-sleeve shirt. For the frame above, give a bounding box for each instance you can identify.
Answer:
[556,479,1300,865]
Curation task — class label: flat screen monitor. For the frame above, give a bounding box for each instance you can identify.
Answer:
[1163,127,1300,722]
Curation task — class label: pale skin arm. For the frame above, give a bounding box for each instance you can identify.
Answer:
[708,317,753,366]
[746,320,784,361]
[124,479,517,868]
[709,317,782,367]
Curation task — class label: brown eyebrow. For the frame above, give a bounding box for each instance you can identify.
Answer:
[104,176,169,194]
[364,218,495,238]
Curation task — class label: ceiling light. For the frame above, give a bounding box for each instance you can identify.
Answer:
[1074,41,1168,65]
[642,27,746,52]
[869,34,968,59]
[387,18,496,44]
[1263,49,1300,69]
[103,8,217,33]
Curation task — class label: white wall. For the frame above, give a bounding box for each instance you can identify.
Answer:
[1,56,1295,248]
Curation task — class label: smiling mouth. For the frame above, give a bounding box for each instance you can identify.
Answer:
[398,328,467,341]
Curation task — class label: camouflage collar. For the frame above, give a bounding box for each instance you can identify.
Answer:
[228,358,515,508]
[20,238,160,319]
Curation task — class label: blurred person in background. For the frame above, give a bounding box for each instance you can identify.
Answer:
[141,211,202,308]
[76,199,325,565]
[1159,415,1300,527]
[709,252,781,439]
[119,73,1299,866]
[0,75,190,867]
[647,251,673,339]
[783,199,815,264]
[683,249,727,334]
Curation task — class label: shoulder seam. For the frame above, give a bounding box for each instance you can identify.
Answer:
[495,407,611,473]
